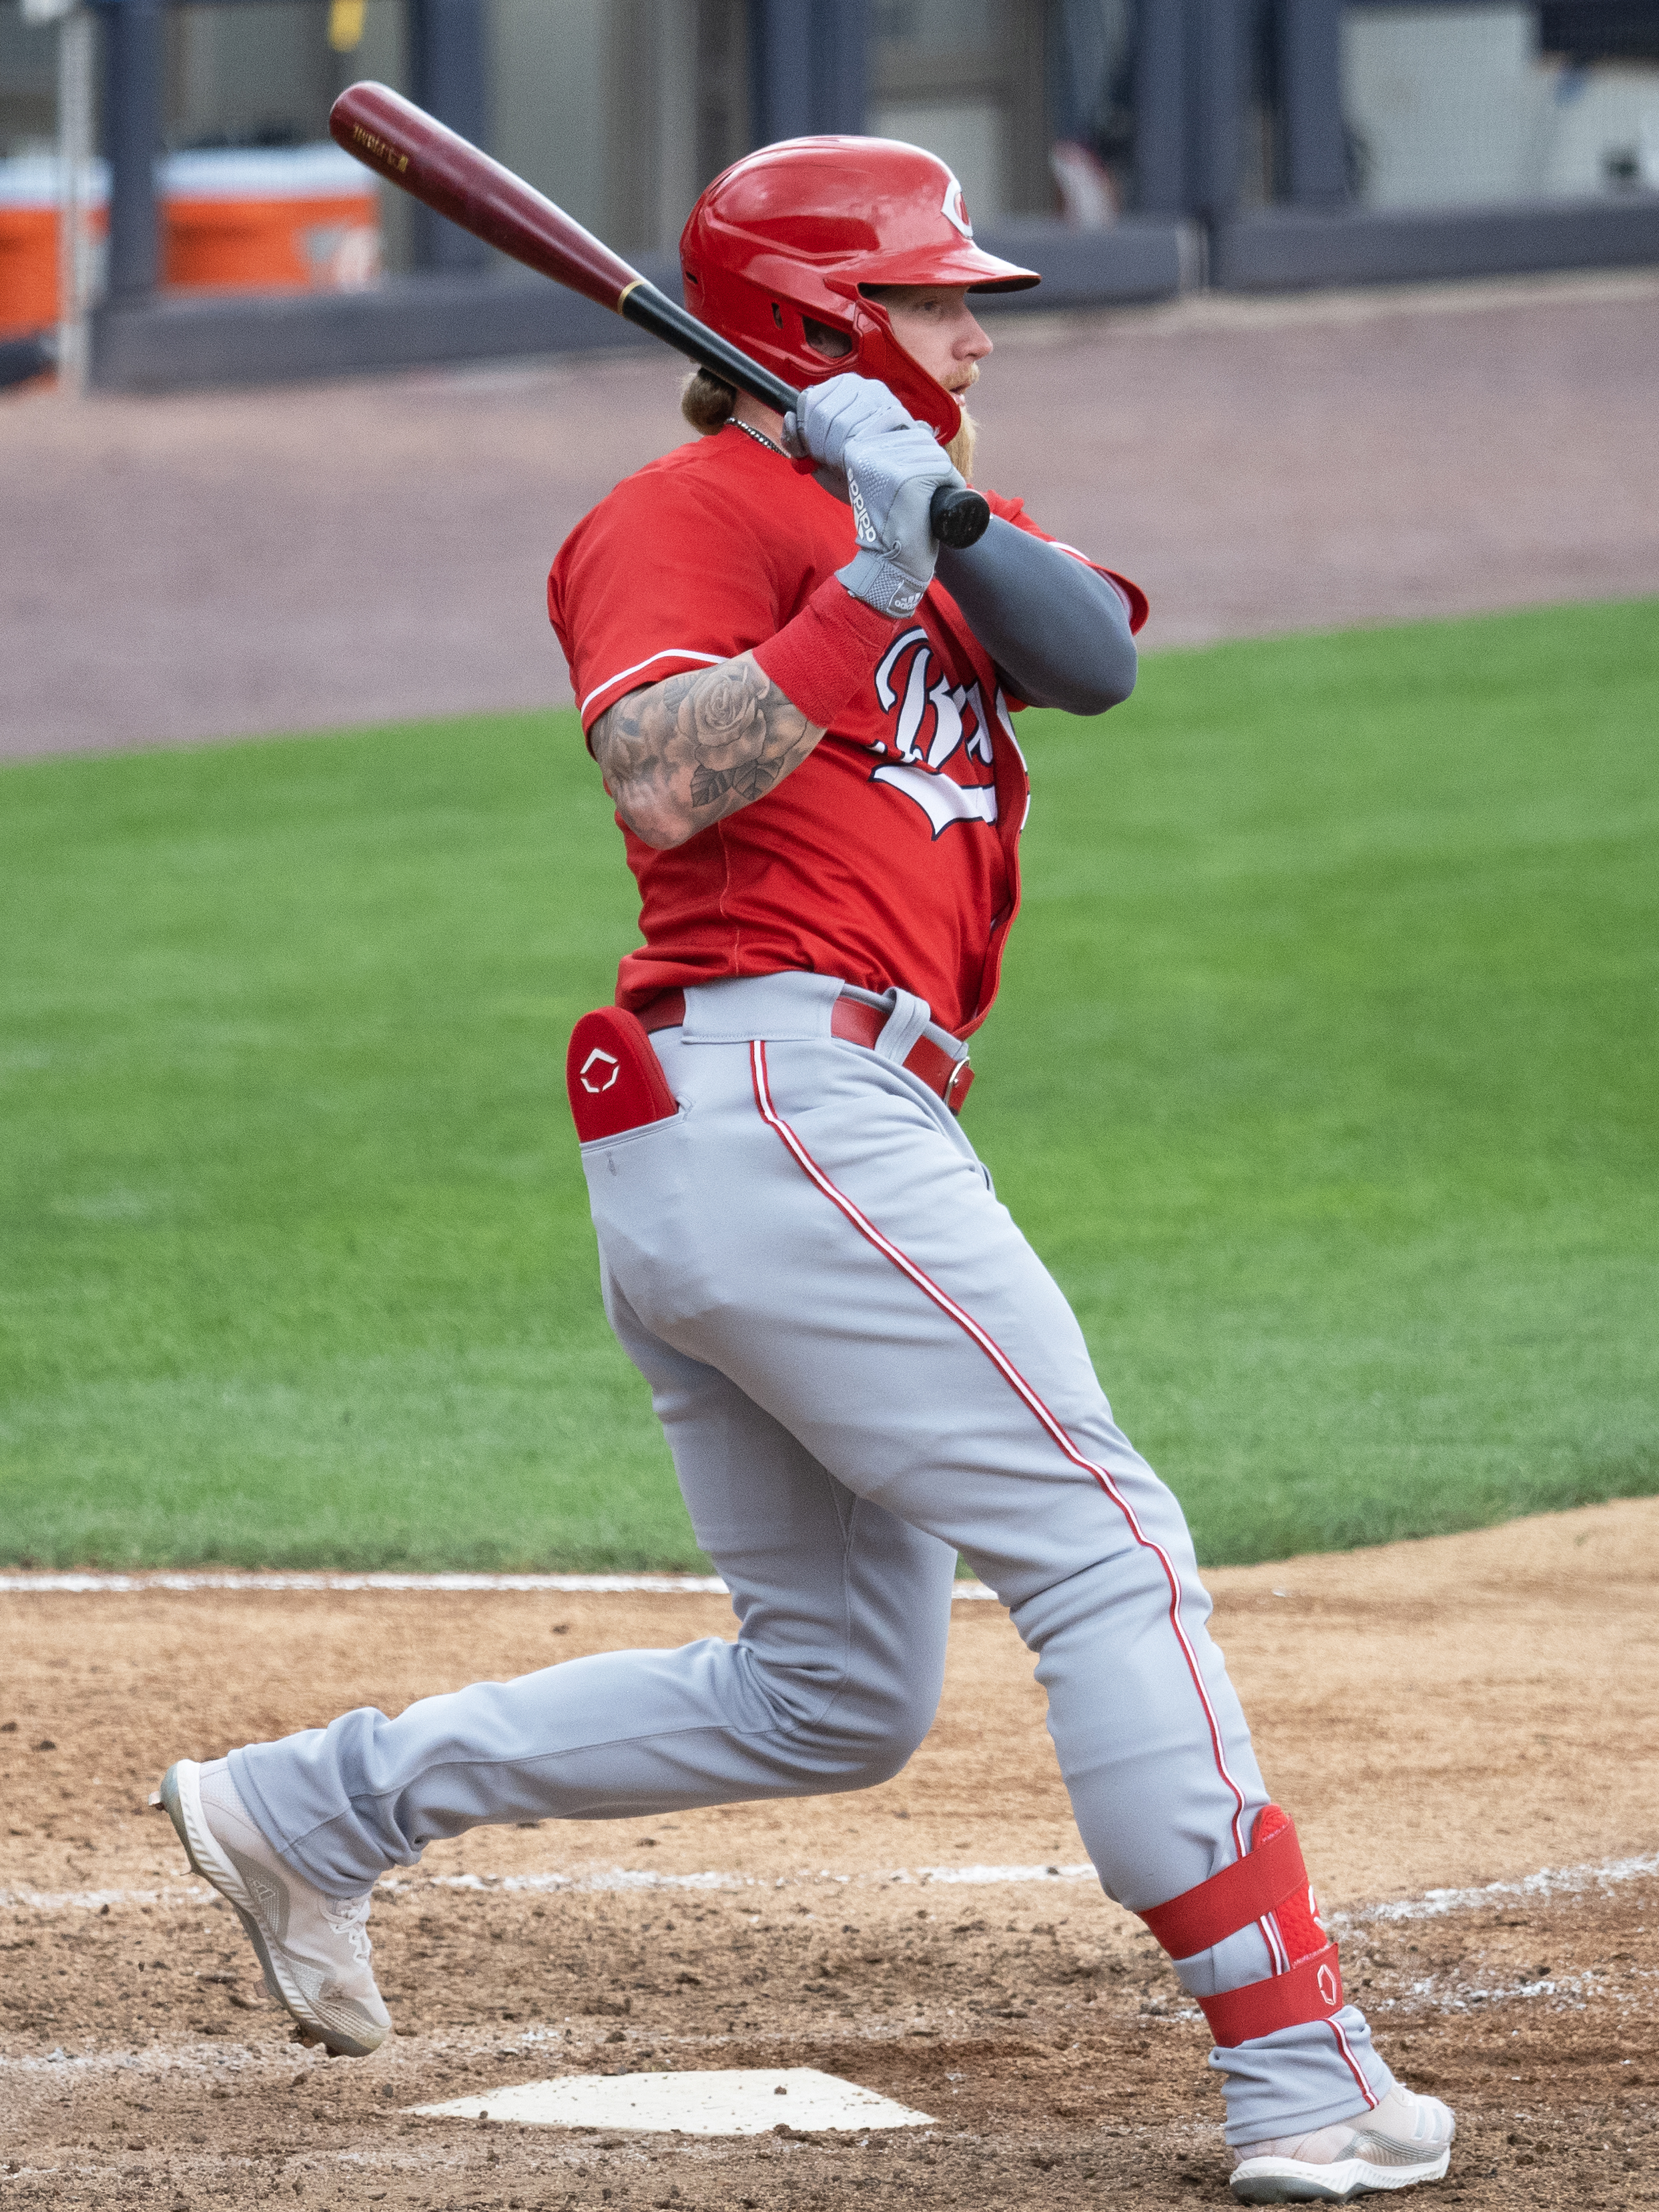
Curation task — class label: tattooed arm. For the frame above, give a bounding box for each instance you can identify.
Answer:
[589,655,823,852]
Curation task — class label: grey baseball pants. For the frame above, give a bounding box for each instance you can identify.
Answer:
[232,971,1395,2144]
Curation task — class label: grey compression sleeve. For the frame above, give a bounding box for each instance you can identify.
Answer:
[934,516,1137,715]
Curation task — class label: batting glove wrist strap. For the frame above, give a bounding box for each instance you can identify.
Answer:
[836,547,928,620]
[751,575,899,730]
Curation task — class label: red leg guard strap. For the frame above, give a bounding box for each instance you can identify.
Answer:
[1137,1806,1347,2047]
[1138,1810,1309,1958]
[1198,1942,1345,2047]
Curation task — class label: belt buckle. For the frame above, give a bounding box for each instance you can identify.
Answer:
[942,1056,973,1114]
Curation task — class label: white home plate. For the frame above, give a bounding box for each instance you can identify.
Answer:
[412,2066,934,2135]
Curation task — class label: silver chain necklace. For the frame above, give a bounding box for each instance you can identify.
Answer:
[726,418,783,456]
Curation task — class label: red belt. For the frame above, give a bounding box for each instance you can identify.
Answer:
[637,989,974,1113]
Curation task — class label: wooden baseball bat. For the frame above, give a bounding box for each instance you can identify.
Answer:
[328,81,991,550]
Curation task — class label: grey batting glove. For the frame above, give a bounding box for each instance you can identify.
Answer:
[785,374,963,618]
[784,374,910,479]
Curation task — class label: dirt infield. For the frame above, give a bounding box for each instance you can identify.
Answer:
[5,270,1658,761]
[3,1499,1656,2205]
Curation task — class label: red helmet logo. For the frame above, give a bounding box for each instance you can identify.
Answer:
[679,135,1037,446]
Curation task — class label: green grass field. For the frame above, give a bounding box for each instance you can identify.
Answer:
[2,599,1655,1570]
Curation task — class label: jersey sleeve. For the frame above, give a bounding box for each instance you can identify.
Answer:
[982,487,1150,636]
[548,460,786,735]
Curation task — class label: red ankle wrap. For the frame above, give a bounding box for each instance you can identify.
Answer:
[1137,1806,1345,2049]
[751,578,898,731]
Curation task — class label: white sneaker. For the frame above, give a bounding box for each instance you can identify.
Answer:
[160,1758,391,2058]
[1230,2084,1455,2203]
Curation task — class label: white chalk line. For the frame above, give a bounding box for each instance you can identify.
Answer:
[1,2016,950,2093]
[0,1570,999,1599]
[7,1847,1656,1922]
[0,1862,1098,1914]
[1,2018,617,2085]
[1330,1850,1659,1927]
[413,1860,1099,1898]
[1366,1964,1659,2018]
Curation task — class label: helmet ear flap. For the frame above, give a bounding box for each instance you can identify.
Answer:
[844,294,962,447]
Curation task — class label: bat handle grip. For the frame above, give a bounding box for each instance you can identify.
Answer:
[930,484,990,550]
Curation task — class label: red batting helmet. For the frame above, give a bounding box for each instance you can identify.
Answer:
[679,135,1039,446]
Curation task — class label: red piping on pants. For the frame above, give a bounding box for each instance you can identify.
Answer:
[748,1041,1377,2108]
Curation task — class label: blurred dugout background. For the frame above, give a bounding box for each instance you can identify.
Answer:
[2,0,1659,382]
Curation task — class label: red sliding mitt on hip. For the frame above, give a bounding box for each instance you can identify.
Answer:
[566,1007,679,1143]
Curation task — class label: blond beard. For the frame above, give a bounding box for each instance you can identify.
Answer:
[946,404,978,484]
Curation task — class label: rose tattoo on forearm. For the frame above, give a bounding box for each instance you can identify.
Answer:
[682,664,778,809]
[591,654,820,849]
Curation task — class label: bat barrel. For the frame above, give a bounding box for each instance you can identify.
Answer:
[330,81,641,314]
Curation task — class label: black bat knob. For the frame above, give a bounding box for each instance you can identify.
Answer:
[930,485,990,550]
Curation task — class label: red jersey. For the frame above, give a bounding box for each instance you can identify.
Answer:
[547,427,1146,1038]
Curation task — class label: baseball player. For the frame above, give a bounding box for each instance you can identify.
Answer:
[161,138,1453,2203]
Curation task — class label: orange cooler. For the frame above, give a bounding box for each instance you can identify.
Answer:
[0,144,377,334]
[0,156,107,335]
[0,204,57,333]
[160,145,380,292]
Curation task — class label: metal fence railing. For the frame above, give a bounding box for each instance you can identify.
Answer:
[3,0,1656,392]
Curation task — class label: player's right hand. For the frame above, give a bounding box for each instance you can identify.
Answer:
[786,374,962,619]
